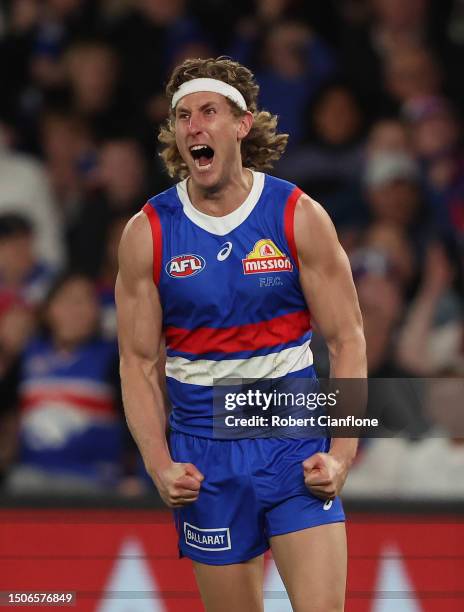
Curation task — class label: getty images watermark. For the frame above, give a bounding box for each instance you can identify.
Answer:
[214,378,464,439]
[212,378,379,439]
[222,388,377,429]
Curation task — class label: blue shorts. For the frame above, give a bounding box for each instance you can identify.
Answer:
[170,431,345,565]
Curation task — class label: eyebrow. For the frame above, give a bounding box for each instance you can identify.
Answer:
[176,101,218,114]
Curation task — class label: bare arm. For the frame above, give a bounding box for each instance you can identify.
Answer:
[116,212,203,506]
[397,243,453,375]
[294,194,367,496]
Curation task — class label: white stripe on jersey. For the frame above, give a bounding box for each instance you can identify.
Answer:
[165,339,313,385]
[20,378,114,399]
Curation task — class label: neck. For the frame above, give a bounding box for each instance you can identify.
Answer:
[188,165,253,217]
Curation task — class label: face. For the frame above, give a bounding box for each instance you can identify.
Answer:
[174,91,252,190]
[0,234,35,283]
[373,0,427,29]
[265,23,311,78]
[67,47,117,111]
[365,223,415,285]
[367,120,410,156]
[368,180,420,226]
[41,115,80,162]
[46,277,99,347]
[412,115,458,158]
[313,87,361,145]
[386,47,440,103]
[137,0,186,24]
[99,141,146,202]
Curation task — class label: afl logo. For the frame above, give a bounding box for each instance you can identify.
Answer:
[166,254,206,278]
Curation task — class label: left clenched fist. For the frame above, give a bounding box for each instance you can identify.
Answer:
[302,452,349,500]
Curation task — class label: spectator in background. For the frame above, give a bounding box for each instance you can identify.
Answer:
[340,0,435,117]
[351,250,405,377]
[0,213,57,306]
[97,213,131,340]
[0,296,35,487]
[0,0,99,151]
[3,272,125,495]
[363,151,424,231]
[383,44,443,112]
[397,242,463,376]
[276,81,367,228]
[0,125,65,267]
[39,109,97,217]
[67,137,150,277]
[0,215,54,483]
[62,39,129,140]
[362,222,416,290]
[366,118,411,157]
[231,19,337,146]
[403,96,464,235]
[110,0,210,132]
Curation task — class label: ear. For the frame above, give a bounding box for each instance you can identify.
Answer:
[237,111,254,141]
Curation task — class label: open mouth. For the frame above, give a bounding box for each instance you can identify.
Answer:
[189,144,215,171]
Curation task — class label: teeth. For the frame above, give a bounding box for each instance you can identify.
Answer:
[194,159,212,171]
[190,145,208,151]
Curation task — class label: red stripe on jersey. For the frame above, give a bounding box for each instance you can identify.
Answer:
[143,203,162,286]
[166,309,311,355]
[21,392,114,413]
[284,187,302,270]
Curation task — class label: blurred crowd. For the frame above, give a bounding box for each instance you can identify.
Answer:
[0,0,463,499]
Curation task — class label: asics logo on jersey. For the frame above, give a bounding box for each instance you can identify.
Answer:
[166,254,206,278]
[323,499,333,511]
[217,242,233,261]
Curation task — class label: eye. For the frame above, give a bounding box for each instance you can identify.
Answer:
[178,112,189,120]
[205,107,216,115]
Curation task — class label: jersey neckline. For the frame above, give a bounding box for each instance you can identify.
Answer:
[176,170,265,236]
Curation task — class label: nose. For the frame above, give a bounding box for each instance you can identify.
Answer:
[187,112,202,134]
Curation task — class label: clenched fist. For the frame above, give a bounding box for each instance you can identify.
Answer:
[153,462,204,508]
[302,452,349,500]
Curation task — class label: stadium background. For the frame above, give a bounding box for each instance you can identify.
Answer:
[0,0,463,610]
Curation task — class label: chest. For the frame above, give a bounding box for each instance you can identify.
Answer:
[158,214,303,328]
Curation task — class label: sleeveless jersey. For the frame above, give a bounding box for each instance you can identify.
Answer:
[143,171,314,437]
[19,337,123,480]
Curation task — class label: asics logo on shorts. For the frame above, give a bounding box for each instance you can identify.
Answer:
[184,522,231,551]
[217,242,233,261]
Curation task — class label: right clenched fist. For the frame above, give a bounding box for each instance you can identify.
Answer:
[153,462,204,508]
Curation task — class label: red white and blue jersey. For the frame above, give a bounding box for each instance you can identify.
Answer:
[19,337,123,482]
[143,172,314,437]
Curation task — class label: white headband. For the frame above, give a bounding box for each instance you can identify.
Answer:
[171,78,247,111]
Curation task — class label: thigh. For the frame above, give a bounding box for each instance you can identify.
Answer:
[193,555,264,612]
[270,522,347,612]
[171,433,268,564]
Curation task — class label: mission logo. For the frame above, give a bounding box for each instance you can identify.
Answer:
[166,254,206,278]
[242,239,293,275]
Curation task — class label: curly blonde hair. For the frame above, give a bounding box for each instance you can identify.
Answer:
[158,57,288,179]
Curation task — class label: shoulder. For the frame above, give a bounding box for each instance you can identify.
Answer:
[294,192,331,224]
[146,182,182,213]
[23,335,50,357]
[293,193,340,264]
[262,172,296,194]
[118,211,153,279]
[258,173,302,216]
